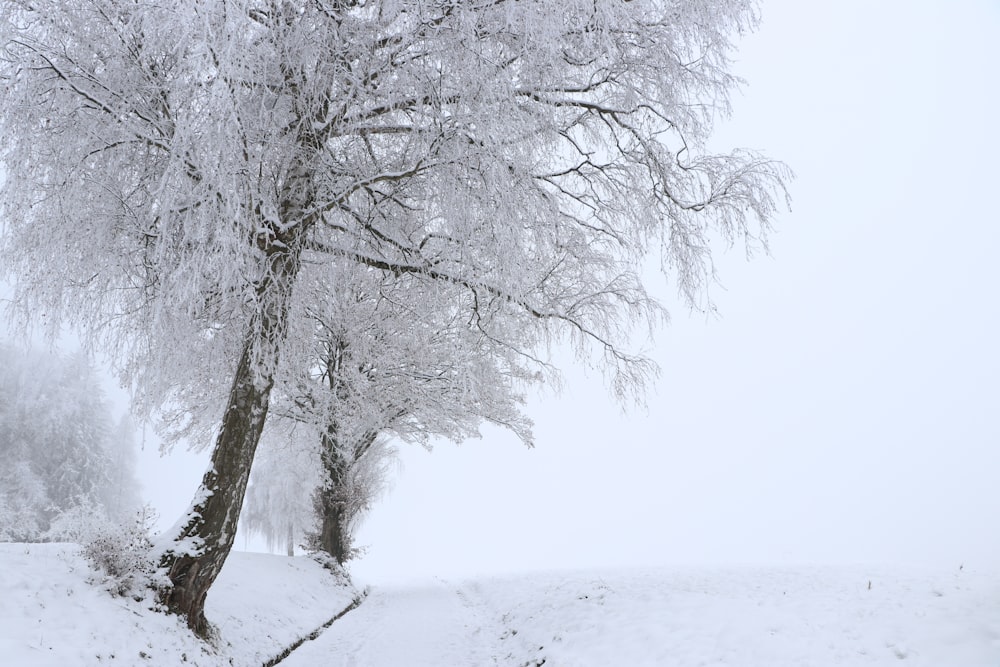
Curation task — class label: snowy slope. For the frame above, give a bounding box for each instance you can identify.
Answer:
[0,543,358,667]
[3,544,999,666]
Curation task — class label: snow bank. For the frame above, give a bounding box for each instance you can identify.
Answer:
[0,543,358,667]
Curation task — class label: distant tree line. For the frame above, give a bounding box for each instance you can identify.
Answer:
[0,343,141,542]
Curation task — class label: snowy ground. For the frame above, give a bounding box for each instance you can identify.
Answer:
[3,544,1000,666]
[0,543,358,666]
[291,566,1000,667]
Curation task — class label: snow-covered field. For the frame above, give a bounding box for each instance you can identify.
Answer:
[4,543,1000,666]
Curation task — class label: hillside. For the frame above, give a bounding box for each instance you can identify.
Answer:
[3,543,999,666]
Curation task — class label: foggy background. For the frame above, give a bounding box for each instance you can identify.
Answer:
[349,0,1000,580]
[3,0,997,581]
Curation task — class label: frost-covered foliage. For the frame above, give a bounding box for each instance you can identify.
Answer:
[0,344,142,542]
[243,421,393,561]
[0,0,788,414]
[308,429,397,563]
[241,262,538,562]
[242,423,323,556]
[242,416,397,561]
[0,461,47,541]
[0,0,790,624]
[47,503,160,598]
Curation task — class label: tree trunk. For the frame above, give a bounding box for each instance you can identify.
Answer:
[286,521,295,557]
[158,247,301,638]
[314,451,350,565]
[312,430,378,565]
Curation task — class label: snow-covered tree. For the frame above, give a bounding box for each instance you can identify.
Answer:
[242,421,323,557]
[1,0,788,633]
[294,246,556,563]
[102,415,144,522]
[0,462,48,542]
[246,257,532,565]
[0,345,142,541]
[307,430,395,565]
[242,415,395,562]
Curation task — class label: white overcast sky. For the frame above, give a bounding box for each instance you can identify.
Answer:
[349,0,1000,581]
[4,0,999,582]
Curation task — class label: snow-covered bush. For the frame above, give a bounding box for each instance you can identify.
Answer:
[307,550,354,587]
[48,504,160,598]
[0,461,47,541]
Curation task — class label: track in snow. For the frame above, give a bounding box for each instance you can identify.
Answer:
[279,580,503,667]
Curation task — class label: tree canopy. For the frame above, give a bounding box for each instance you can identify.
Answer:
[1,0,789,634]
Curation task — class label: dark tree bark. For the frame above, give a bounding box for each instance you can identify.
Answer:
[313,483,349,565]
[158,245,302,637]
[312,428,378,565]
